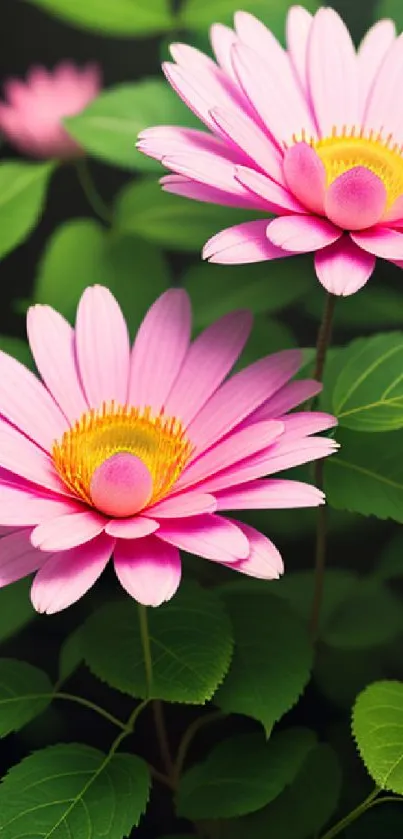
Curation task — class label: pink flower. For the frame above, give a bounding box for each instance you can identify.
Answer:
[0,62,101,159]
[138,6,403,295]
[0,286,337,613]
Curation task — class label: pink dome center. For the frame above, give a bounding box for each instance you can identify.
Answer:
[90,453,153,517]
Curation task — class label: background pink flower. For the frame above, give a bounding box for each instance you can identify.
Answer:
[138,6,403,295]
[0,61,101,159]
[0,286,337,613]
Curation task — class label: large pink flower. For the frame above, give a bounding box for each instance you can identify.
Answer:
[0,62,101,159]
[0,286,337,613]
[138,6,403,295]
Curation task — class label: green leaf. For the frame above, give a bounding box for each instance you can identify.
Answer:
[324,428,403,523]
[180,0,319,35]
[83,582,233,704]
[182,257,313,327]
[114,178,262,251]
[58,627,83,684]
[215,591,313,733]
[323,579,403,650]
[374,0,403,35]
[0,337,33,369]
[66,81,199,172]
[0,579,35,643]
[331,333,403,432]
[353,680,403,793]
[0,659,52,736]
[374,532,403,581]
[227,743,341,839]
[26,0,173,35]
[34,219,170,335]
[315,646,385,709]
[177,728,316,819]
[0,743,150,838]
[305,285,403,329]
[0,161,53,260]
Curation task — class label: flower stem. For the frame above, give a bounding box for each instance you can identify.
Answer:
[138,604,153,696]
[320,788,380,839]
[54,692,127,731]
[309,291,336,642]
[75,158,112,224]
[174,710,224,785]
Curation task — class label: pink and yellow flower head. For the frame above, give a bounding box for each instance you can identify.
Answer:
[0,286,337,613]
[138,6,403,295]
[0,62,101,159]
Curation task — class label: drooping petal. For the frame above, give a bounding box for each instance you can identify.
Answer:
[75,285,130,407]
[31,532,113,614]
[267,215,342,253]
[215,478,325,510]
[286,5,313,94]
[157,514,249,562]
[315,235,376,295]
[31,510,106,551]
[203,220,294,264]
[164,310,252,426]
[308,7,359,136]
[114,536,181,606]
[0,481,83,526]
[129,289,191,411]
[235,166,306,213]
[147,492,217,518]
[225,520,283,579]
[27,305,88,423]
[0,420,72,496]
[350,227,403,260]
[364,33,403,145]
[358,19,396,119]
[105,517,159,539]
[0,528,46,587]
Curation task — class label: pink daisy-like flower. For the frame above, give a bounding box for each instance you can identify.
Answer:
[0,62,101,159]
[138,6,403,295]
[0,286,337,613]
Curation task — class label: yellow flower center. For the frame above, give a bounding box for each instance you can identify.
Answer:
[311,129,403,208]
[52,402,193,516]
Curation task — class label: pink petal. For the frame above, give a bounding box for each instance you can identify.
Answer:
[235,166,306,213]
[31,511,106,551]
[251,379,323,421]
[27,305,88,424]
[0,420,71,496]
[210,23,241,83]
[138,125,237,164]
[210,107,284,184]
[283,142,326,215]
[187,349,302,453]
[162,61,244,139]
[147,492,216,518]
[308,7,359,136]
[203,220,294,264]
[157,514,249,562]
[350,227,403,260]
[0,349,67,452]
[177,420,284,492]
[364,34,403,145]
[358,20,396,119]
[225,520,283,579]
[170,42,219,73]
[164,310,252,426]
[31,533,113,614]
[267,215,342,253]
[286,6,313,94]
[161,151,266,208]
[315,235,376,295]
[129,289,191,411]
[0,528,45,586]
[215,478,325,510]
[325,167,386,230]
[280,412,338,439]
[105,517,159,539]
[161,174,262,209]
[232,42,316,147]
[75,286,130,408]
[0,482,83,526]
[114,536,181,606]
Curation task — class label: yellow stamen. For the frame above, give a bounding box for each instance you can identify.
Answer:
[52,401,193,509]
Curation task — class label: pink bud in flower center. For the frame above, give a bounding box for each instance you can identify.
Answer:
[90,453,153,517]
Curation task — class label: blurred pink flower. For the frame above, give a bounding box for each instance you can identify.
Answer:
[0,62,101,159]
[138,6,403,295]
[0,286,337,613]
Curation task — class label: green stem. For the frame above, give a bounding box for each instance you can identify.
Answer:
[75,158,112,224]
[174,710,224,785]
[320,788,380,839]
[138,604,153,696]
[54,692,127,731]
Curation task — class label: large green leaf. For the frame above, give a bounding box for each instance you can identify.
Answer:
[0,743,150,838]
[58,627,84,684]
[215,591,313,733]
[114,178,261,251]
[324,428,403,523]
[226,743,341,839]
[0,161,53,259]
[0,579,35,643]
[315,646,385,710]
[353,680,403,794]
[180,0,319,35]
[182,258,312,327]
[26,0,173,35]
[66,81,199,172]
[331,333,403,432]
[0,659,52,736]
[177,728,316,819]
[83,582,233,704]
[34,219,170,336]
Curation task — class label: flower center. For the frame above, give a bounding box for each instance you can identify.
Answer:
[52,402,193,517]
[312,130,403,208]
